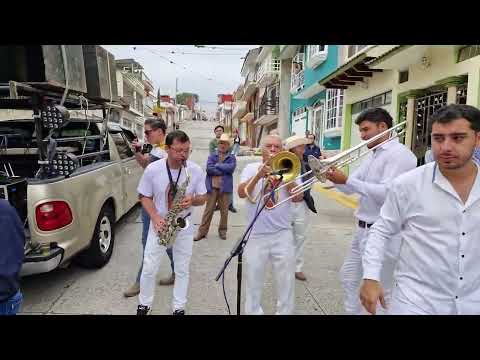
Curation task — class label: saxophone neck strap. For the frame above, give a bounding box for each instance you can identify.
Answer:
[166,160,182,198]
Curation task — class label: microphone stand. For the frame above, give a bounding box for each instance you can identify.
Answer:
[215,174,284,315]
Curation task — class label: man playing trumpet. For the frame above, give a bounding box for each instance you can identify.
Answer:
[238,135,303,315]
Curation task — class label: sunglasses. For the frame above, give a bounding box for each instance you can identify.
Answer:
[144,129,156,136]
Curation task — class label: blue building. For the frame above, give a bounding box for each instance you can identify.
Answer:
[279,45,343,151]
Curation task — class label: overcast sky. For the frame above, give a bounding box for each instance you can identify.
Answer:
[103,45,258,117]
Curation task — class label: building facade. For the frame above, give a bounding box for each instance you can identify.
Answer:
[282,45,343,153]
[317,45,480,173]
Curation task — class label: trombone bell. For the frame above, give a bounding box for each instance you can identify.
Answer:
[269,151,301,183]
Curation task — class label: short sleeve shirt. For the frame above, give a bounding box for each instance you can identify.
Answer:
[137,159,207,236]
[240,162,293,236]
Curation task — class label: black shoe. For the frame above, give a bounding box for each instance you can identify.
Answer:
[137,305,151,315]
[229,205,237,213]
[173,309,185,315]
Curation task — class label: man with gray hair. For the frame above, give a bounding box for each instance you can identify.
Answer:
[238,135,303,315]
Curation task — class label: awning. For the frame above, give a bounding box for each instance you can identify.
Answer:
[254,114,277,126]
[240,112,254,123]
[318,53,382,89]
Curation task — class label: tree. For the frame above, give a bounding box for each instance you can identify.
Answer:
[176,92,199,105]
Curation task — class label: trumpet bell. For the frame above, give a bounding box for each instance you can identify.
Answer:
[270,151,301,183]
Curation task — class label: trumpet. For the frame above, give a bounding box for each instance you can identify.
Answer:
[264,121,407,209]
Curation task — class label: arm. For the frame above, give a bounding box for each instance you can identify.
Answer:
[192,193,207,206]
[135,152,150,169]
[206,155,223,176]
[360,185,406,314]
[238,166,264,199]
[215,156,236,174]
[181,168,208,208]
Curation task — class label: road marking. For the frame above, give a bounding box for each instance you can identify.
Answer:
[312,183,358,209]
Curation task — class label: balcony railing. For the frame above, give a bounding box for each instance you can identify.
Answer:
[255,59,281,86]
[290,70,305,93]
[257,96,279,119]
[307,45,328,68]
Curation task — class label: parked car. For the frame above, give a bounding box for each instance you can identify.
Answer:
[0,117,143,276]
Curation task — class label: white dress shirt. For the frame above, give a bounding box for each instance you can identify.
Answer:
[363,161,480,314]
[337,138,418,223]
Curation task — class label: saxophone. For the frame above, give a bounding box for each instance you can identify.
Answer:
[157,162,191,247]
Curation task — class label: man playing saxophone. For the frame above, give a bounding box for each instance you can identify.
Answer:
[324,108,416,315]
[238,135,303,315]
[136,131,207,315]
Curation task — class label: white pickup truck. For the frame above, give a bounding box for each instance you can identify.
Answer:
[0,117,143,276]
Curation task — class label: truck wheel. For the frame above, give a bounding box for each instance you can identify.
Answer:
[76,204,115,268]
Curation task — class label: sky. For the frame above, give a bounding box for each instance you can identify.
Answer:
[103,45,258,117]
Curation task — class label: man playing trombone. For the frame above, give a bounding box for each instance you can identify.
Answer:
[324,108,417,315]
[238,135,303,315]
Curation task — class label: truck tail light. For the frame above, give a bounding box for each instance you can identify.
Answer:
[35,201,73,231]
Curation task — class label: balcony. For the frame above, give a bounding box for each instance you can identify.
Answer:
[242,72,257,100]
[232,100,247,120]
[254,96,279,126]
[255,58,281,87]
[307,45,328,69]
[290,70,305,93]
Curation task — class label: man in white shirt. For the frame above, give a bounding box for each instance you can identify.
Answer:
[238,135,303,315]
[360,104,480,315]
[136,131,207,315]
[325,108,417,315]
[124,118,175,298]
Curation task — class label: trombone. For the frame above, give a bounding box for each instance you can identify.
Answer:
[245,150,301,205]
[262,121,407,209]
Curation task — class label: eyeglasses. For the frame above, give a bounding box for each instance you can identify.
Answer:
[169,147,191,155]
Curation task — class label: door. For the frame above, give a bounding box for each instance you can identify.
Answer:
[414,91,447,165]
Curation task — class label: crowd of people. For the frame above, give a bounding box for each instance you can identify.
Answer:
[2,103,479,315]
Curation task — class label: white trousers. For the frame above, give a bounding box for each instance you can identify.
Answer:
[340,226,399,315]
[244,229,295,315]
[292,202,310,273]
[139,224,193,312]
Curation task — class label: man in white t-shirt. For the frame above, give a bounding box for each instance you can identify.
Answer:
[124,117,175,298]
[136,131,207,315]
[238,135,303,315]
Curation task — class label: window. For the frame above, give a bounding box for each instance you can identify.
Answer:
[399,70,409,84]
[307,45,328,68]
[458,45,480,62]
[110,132,134,160]
[347,45,368,59]
[456,85,468,104]
[325,89,344,130]
[351,91,392,114]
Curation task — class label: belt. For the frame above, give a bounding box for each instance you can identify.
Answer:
[358,220,373,229]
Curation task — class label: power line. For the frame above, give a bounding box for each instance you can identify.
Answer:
[194,45,253,51]
[132,46,236,88]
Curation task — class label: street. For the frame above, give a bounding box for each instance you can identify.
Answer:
[19,120,356,315]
